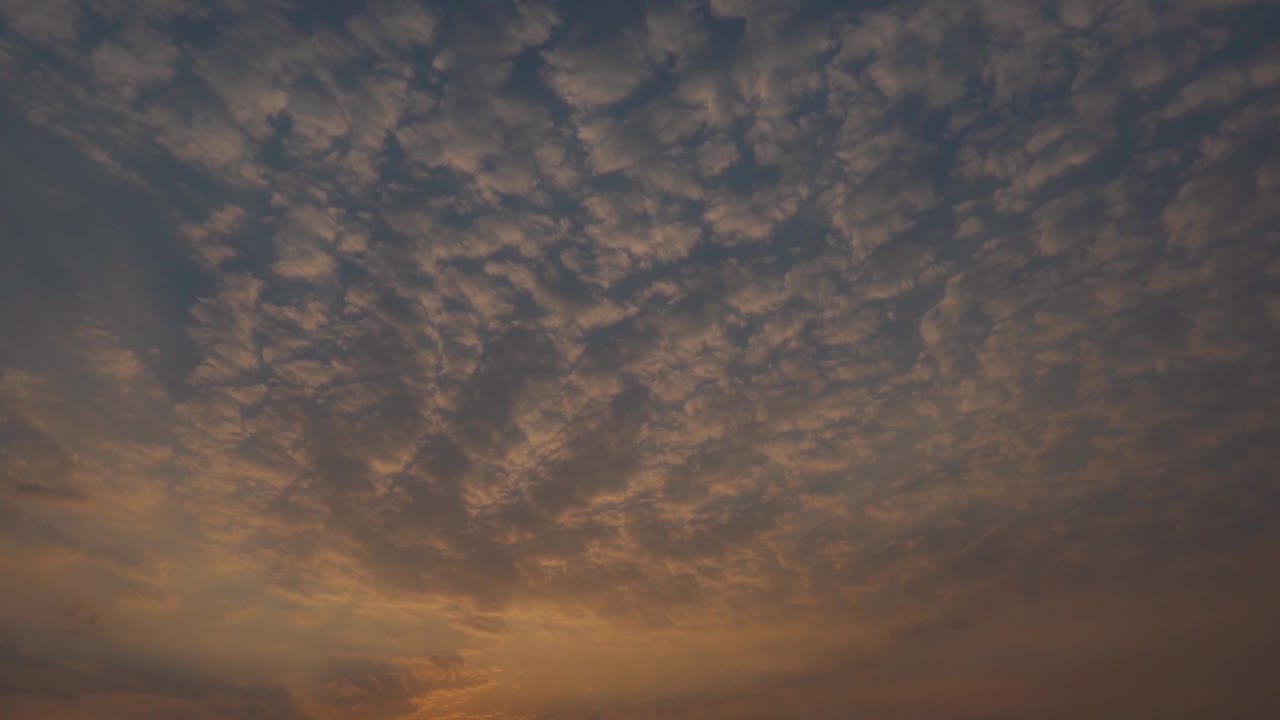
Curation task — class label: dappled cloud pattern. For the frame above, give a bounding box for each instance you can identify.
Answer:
[2,0,1279,718]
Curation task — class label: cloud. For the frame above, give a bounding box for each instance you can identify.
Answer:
[544,31,656,110]
[0,430,84,505]
[2,1,1280,718]
[0,0,81,46]
[312,655,487,719]
[88,21,180,100]
[0,633,312,720]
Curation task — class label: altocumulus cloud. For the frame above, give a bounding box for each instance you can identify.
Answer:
[1,0,1279,718]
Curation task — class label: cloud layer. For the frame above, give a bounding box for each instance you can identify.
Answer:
[2,0,1279,718]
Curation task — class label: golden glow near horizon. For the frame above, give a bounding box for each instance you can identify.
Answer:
[2,1,1280,718]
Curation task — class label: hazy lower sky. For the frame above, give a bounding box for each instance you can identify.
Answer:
[2,1,1279,718]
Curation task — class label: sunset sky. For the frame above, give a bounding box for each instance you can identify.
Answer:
[2,0,1280,718]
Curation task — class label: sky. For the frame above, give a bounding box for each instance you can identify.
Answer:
[1,0,1279,718]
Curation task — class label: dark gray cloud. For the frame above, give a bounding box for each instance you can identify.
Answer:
[0,631,311,720]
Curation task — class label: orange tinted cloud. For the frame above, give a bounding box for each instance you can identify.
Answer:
[2,1,1279,718]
